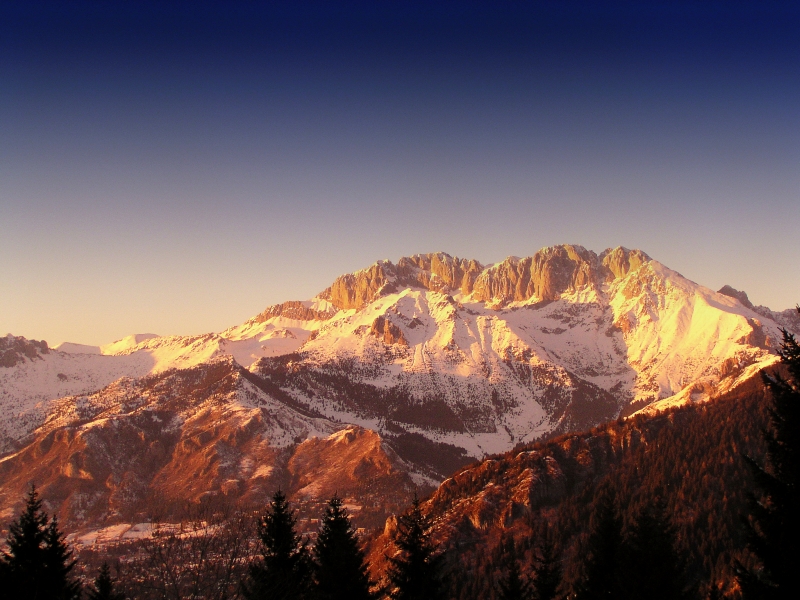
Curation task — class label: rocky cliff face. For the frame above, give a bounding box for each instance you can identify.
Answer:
[471,245,608,303]
[320,246,653,310]
[319,253,486,310]
[600,246,650,280]
[320,262,396,311]
[251,301,337,323]
[396,253,485,296]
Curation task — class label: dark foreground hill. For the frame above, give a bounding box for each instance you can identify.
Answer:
[368,370,774,599]
[1,364,774,599]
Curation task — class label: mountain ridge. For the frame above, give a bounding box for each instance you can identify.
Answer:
[317,246,653,310]
[4,244,790,454]
[1,244,793,532]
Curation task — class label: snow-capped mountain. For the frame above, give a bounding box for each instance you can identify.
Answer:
[0,245,791,527]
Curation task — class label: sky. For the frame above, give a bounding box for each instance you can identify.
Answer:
[1,1,799,346]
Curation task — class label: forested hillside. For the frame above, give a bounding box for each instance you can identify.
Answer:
[374,371,775,599]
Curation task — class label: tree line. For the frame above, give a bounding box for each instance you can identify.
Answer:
[0,487,448,600]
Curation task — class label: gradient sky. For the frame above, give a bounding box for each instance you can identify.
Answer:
[2,1,799,346]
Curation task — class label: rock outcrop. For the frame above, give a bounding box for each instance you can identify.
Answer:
[396,253,484,295]
[600,246,651,280]
[370,316,408,346]
[718,285,755,310]
[471,245,605,303]
[321,262,396,311]
[320,253,485,310]
[252,301,336,323]
[0,334,49,368]
[320,246,652,309]
[718,285,800,335]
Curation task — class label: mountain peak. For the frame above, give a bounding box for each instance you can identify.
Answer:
[599,246,651,279]
[318,245,655,310]
[101,333,159,355]
[717,285,755,310]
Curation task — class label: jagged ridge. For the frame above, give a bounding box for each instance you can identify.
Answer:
[319,246,651,309]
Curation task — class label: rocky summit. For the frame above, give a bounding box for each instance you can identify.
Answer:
[0,244,794,533]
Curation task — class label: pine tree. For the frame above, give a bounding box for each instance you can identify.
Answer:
[387,495,445,600]
[619,498,686,600]
[0,485,81,599]
[706,582,723,600]
[532,530,561,600]
[243,490,311,600]
[313,496,375,600]
[575,483,624,600]
[44,515,82,600]
[86,562,125,600]
[0,484,48,594]
[739,321,800,599]
[497,537,531,600]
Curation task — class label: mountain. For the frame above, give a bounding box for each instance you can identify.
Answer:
[0,244,793,532]
[0,356,425,531]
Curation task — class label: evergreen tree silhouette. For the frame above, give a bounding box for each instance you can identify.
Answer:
[739,319,800,599]
[43,515,82,600]
[243,490,311,600]
[532,529,561,600]
[0,485,81,599]
[706,582,723,600]
[574,483,624,600]
[387,495,445,600]
[497,537,531,600]
[86,562,125,600]
[313,495,375,600]
[620,497,687,600]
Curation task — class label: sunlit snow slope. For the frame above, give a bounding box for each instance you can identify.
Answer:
[2,245,791,463]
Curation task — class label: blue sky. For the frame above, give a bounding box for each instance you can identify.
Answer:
[1,1,798,345]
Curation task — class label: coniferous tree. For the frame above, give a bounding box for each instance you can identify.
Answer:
[620,498,687,600]
[43,515,82,600]
[0,485,81,600]
[497,537,531,600]
[575,483,624,600]
[86,562,125,600]
[313,496,375,600]
[739,321,800,599]
[0,484,48,593]
[499,555,529,600]
[532,530,562,600]
[243,490,311,600]
[387,495,445,600]
[706,583,723,600]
